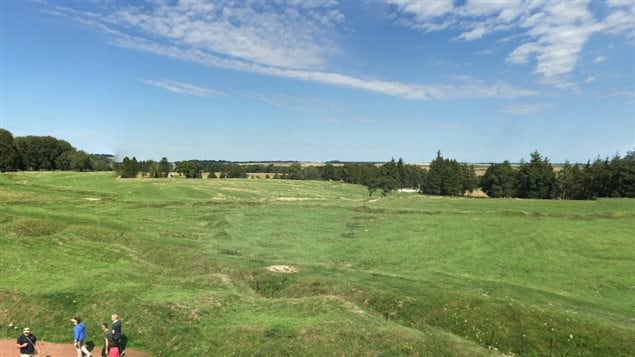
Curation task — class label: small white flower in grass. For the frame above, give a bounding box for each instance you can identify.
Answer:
[9,322,13,327]
[569,334,574,339]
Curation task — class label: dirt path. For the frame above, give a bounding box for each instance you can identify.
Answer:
[0,339,149,357]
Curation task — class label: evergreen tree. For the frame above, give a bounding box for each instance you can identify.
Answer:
[402,164,425,189]
[554,161,590,199]
[422,151,465,196]
[480,161,516,198]
[587,157,611,197]
[515,151,556,199]
[422,151,444,195]
[462,164,478,196]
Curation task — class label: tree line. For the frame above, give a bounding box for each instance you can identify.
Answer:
[481,151,635,199]
[0,129,113,172]
[2,129,633,199]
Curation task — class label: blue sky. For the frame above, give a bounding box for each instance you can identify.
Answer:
[1,0,633,163]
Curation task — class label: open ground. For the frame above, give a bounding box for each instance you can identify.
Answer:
[1,172,633,355]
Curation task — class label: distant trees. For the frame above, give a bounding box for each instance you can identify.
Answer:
[224,164,248,178]
[478,150,635,199]
[13,135,73,170]
[515,151,556,199]
[120,157,139,178]
[0,129,113,172]
[158,157,171,178]
[3,126,632,200]
[421,151,477,196]
[176,160,202,178]
[480,161,516,198]
[554,161,590,200]
[0,129,22,172]
[402,163,426,189]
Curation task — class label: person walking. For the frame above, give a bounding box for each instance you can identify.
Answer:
[16,327,39,357]
[72,316,92,357]
[101,323,120,357]
[111,314,123,355]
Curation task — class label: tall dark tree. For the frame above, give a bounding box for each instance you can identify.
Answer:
[0,128,23,172]
[381,158,402,188]
[422,151,464,196]
[515,151,556,199]
[480,161,516,198]
[554,161,592,199]
[120,156,139,178]
[607,153,635,197]
[402,164,425,189]
[158,157,171,178]
[462,164,478,196]
[586,156,611,197]
[396,158,406,187]
[422,151,444,195]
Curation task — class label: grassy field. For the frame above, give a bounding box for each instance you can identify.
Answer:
[1,172,633,356]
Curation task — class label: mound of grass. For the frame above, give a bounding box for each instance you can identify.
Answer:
[1,172,633,355]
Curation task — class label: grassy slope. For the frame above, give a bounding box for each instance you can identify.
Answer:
[0,172,633,356]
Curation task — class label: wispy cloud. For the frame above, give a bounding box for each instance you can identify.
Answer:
[474,49,494,56]
[105,1,343,70]
[593,55,607,63]
[47,2,535,101]
[501,103,550,115]
[388,0,635,87]
[140,79,221,97]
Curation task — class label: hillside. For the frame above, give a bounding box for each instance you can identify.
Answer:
[1,172,633,355]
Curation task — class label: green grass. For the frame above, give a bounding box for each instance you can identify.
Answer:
[1,172,633,356]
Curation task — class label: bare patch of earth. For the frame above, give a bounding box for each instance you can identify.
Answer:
[267,265,299,273]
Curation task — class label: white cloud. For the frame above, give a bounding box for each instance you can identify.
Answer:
[48,3,536,101]
[584,76,596,84]
[103,1,343,70]
[387,0,454,21]
[457,26,487,41]
[501,103,550,115]
[140,79,221,97]
[593,56,607,63]
[389,0,635,86]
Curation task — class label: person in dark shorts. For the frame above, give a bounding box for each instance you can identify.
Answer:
[101,323,120,357]
[111,314,123,355]
[16,327,39,357]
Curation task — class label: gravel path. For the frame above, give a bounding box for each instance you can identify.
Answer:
[0,339,149,357]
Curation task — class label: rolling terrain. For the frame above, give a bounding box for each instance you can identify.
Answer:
[1,172,633,355]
